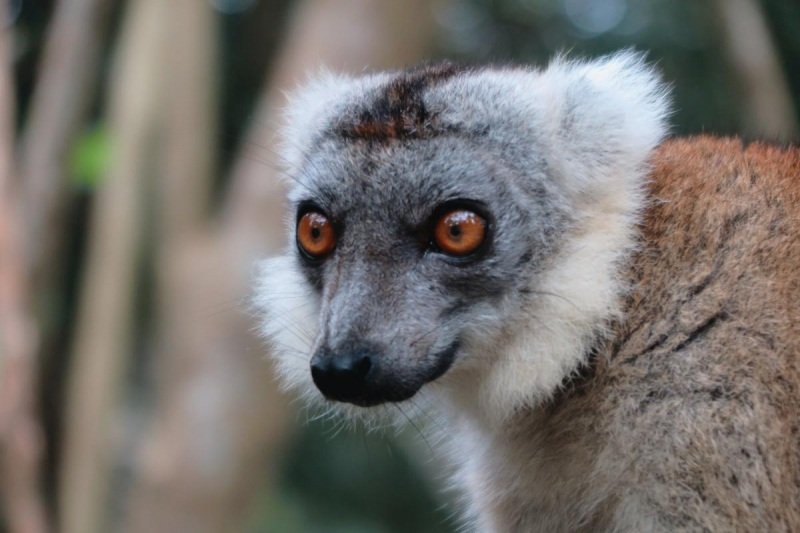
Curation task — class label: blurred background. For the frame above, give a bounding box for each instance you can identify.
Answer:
[0,0,797,532]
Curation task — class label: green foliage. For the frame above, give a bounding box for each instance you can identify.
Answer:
[69,124,111,189]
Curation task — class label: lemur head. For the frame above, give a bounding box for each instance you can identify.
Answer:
[256,52,669,419]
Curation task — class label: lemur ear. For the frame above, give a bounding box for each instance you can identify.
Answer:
[534,51,671,195]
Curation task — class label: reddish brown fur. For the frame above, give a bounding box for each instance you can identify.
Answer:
[484,136,800,532]
[607,135,800,530]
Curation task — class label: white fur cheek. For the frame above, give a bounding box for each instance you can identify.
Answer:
[476,212,634,420]
[253,255,320,398]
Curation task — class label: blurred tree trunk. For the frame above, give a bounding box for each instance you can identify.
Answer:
[0,6,49,533]
[713,0,797,140]
[16,0,114,523]
[118,0,436,532]
[18,0,114,286]
[58,0,166,532]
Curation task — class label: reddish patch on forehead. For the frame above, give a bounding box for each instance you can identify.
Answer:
[338,63,467,142]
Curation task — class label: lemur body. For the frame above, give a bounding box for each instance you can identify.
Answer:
[256,54,800,532]
[446,137,800,532]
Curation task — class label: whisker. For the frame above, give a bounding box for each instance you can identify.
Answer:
[528,290,582,311]
[395,403,436,459]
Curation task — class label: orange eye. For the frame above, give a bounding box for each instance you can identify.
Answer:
[433,209,487,257]
[297,211,335,259]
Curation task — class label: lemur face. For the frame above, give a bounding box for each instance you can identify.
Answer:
[259,55,669,413]
[289,131,561,406]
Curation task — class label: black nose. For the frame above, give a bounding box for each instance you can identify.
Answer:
[310,351,374,404]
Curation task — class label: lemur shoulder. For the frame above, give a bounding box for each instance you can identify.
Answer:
[256,53,800,532]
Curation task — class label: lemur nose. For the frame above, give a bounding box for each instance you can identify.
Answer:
[310,350,374,403]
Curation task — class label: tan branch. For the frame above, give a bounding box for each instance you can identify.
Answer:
[157,0,217,248]
[58,1,166,532]
[17,0,114,277]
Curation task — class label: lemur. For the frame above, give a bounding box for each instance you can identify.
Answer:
[255,52,800,532]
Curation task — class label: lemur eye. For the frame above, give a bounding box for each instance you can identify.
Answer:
[433,209,487,257]
[297,212,335,259]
